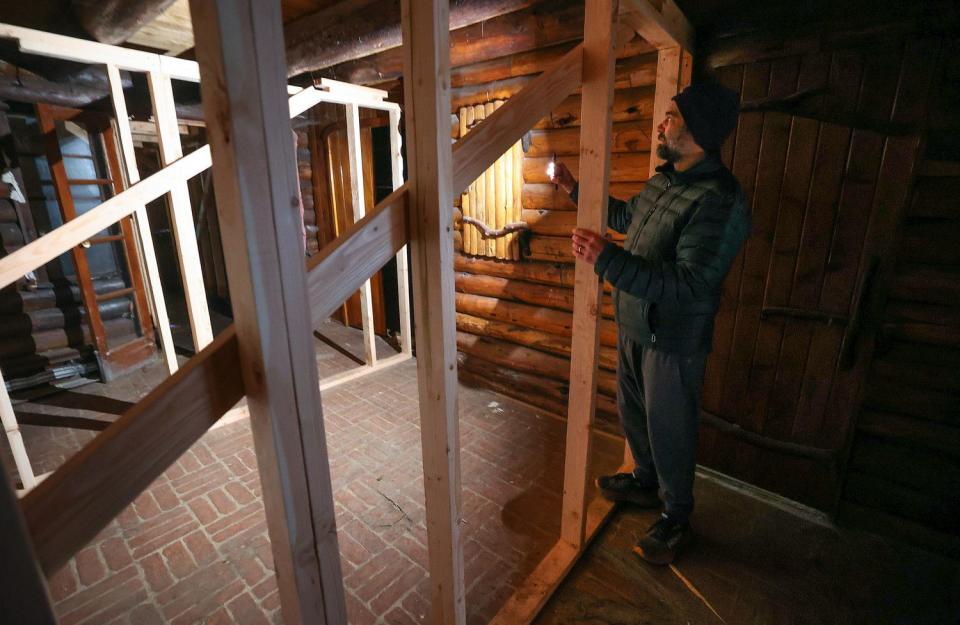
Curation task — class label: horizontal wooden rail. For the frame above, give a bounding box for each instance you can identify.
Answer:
[0,146,213,290]
[21,186,412,575]
[452,44,583,196]
[22,327,244,575]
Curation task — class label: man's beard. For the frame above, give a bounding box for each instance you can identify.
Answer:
[656,136,682,163]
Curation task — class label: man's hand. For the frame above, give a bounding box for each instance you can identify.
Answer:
[572,228,609,265]
[550,161,577,194]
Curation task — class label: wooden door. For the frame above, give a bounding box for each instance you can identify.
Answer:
[36,104,157,380]
[697,41,929,512]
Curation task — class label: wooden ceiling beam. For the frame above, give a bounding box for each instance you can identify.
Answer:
[619,0,694,51]
[322,0,587,85]
[285,0,535,78]
[71,0,178,44]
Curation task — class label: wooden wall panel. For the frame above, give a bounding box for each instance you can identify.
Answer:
[699,21,950,519]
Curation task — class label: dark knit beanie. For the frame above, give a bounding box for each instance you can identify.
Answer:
[672,82,740,153]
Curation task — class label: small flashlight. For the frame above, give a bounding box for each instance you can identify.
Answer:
[547,152,557,190]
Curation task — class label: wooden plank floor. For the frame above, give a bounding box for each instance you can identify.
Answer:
[535,474,960,625]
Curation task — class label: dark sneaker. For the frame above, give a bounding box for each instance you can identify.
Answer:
[596,473,661,508]
[633,514,691,565]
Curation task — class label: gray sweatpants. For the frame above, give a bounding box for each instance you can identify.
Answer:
[617,333,708,524]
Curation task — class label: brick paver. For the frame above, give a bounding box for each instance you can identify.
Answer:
[3,321,620,624]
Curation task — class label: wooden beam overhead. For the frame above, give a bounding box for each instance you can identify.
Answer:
[619,0,694,51]
[71,0,178,44]
[284,0,534,78]
[189,0,347,623]
[401,0,466,623]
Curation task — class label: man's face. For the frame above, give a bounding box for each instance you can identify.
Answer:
[656,100,691,163]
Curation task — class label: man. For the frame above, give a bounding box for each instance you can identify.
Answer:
[551,82,749,565]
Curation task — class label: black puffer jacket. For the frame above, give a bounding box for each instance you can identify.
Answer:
[573,155,751,354]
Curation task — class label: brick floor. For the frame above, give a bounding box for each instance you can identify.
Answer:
[2,321,621,624]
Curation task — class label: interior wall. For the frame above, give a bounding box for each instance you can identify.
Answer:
[698,9,959,546]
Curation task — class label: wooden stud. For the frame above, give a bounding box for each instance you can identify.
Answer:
[23,328,244,575]
[189,0,346,622]
[400,0,466,622]
[0,369,35,490]
[389,108,413,356]
[561,0,618,549]
[106,63,178,374]
[648,46,682,178]
[147,71,213,350]
[346,103,378,366]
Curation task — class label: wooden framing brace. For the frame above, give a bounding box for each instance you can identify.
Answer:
[147,71,213,351]
[401,1,466,623]
[0,0,695,622]
[190,1,346,620]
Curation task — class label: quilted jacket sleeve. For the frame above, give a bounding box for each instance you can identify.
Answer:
[593,190,751,303]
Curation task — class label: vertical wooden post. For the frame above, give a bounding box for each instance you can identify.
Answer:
[0,465,56,624]
[189,1,347,624]
[400,1,466,623]
[345,103,378,366]
[0,370,35,490]
[648,47,693,178]
[147,71,213,351]
[560,0,618,549]
[107,64,179,374]
[388,108,413,356]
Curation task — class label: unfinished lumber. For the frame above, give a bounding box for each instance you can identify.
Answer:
[619,0,694,51]
[22,328,243,575]
[561,0,618,548]
[346,102,378,366]
[401,0,466,622]
[106,63,178,374]
[0,368,35,490]
[147,71,212,350]
[648,46,692,177]
[190,0,347,622]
